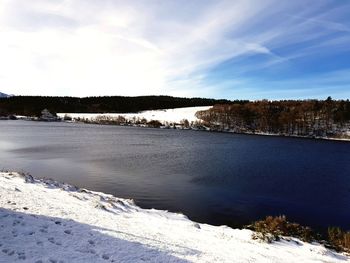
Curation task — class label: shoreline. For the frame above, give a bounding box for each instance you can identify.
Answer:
[2,118,350,142]
[0,171,349,262]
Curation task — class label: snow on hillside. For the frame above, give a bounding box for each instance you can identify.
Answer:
[57,106,212,124]
[0,172,348,262]
[0,92,10,98]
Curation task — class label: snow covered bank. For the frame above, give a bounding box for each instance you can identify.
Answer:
[57,106,211,124]
[0,172,348,263]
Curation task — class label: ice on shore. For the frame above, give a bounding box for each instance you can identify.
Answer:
[0,172,348,262]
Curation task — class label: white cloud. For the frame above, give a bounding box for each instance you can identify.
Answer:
[0,0,349,98]
[0,0,277,96]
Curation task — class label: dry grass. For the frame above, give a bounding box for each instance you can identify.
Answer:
[250,216,350,254]
[250,215,314,243]
[328,227,350,252]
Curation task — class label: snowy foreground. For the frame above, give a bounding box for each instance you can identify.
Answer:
[0,172,348,263]
[57,106,212,124]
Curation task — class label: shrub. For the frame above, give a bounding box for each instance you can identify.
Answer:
[147,120,162,128]
[250,216,350,254]
[328,227,350,252]
[250,215,314,243]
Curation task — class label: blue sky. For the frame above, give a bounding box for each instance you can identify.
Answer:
[0,0,349,99]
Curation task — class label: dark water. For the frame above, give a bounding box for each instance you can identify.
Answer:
[0,120,349,231]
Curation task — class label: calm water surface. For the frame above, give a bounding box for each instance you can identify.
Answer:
[0,120,349,230]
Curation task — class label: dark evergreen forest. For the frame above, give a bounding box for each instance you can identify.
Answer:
[0,95,231,116]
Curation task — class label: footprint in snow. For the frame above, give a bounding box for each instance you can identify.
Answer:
[12,219,21,226]
[64,229,72,235]
[39,228,48,233]
[47,258,64,263]
[12,229,18,237]
[2,248,15,256]
[48,237,62,246]
[17,251,26,260]
[88,248,96,254]
[18,255,26,260]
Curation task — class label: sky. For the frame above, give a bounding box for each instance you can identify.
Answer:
[0,0,349,100]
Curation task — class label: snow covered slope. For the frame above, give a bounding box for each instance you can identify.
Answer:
[0,172,348,263]
[57,106,211,124]
[0,92,10,98]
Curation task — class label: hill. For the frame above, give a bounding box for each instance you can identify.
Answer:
[196,98,350,139]
[0,92,10,98]
[0,95,234,116]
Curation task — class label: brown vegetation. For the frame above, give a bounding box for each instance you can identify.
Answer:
[250,215,314,243]
[250,216,350,254]
[328,227,350,252]
[196,98,350,138]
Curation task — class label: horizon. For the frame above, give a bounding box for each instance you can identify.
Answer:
[1,1,350,100]
[1,93,346,102]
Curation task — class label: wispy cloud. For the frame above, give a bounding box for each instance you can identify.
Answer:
[0,0,349,99]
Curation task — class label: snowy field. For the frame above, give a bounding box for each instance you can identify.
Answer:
[0,172,348,262]
[57,106,212,124]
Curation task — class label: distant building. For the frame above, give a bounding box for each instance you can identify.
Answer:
[40,109,58,121]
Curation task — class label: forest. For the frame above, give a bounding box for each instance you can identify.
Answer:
[0,95,231,116]
[2,95,350,138]
[195,98,350,138]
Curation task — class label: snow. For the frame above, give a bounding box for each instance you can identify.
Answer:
[0,172,348,263]
[57,106,212,124]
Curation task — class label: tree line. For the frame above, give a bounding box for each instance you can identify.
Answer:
[0,95,232,116]
[195,98,350,138]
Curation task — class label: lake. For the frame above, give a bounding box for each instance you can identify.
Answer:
[0,120,349,231]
